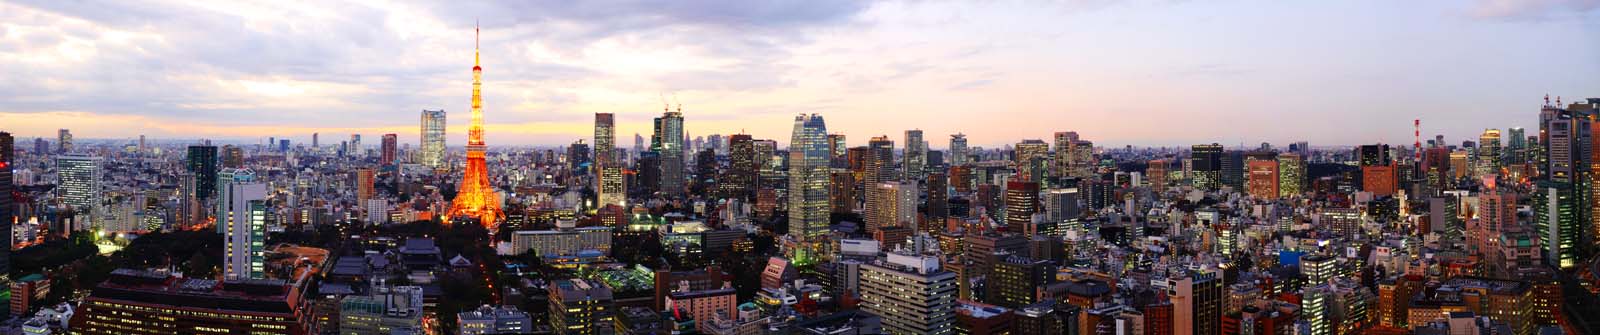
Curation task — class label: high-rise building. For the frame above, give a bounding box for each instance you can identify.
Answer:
[1246,159,1279,200]
[830,170,857,214]
[215,168,256,234]
[653,107,686,197]
[1053,132,1079,178]
[223,181,266,280]
[312,132,319,148]
[71,269,311,335]
[1014,140,1049,182]
[950,133,969,166]
[1220,150,1245,191]
[1004,181,1040,237]
[904,129,927,181]
[828,133,849,168]
[1147,159,1170,188]
[866,181,918,234]
[1191,144,1223,190]
[925,171,949,234]
[357,168,376,204]
[723,134,757,200]
[866,136,896,186]
[380,133,398,165]
[350,134,363,157]
[1478,129,1502,177]
[56,129,72,153]
[986,255,1053,308]
[1534,180,1582,269]
[339,286,426,335]
[1277,153,1306,198]
[447,26,505,228]
[549,278,616,335]
[420,109,447,169]
[56,155,102,211]
[1362,163,1398,197]
[594,113,616,166]
[1169,270,1223,335]
[221,144,244,168]
[0,132,13,291]
[859,252,958,335]
[186,145,219,200]
[598,166,626,209]
[789,114,832,239]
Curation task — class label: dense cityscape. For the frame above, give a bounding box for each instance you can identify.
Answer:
[5,2,1600,335]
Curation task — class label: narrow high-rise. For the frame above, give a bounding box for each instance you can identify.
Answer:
[789,114,831,239]
[595,113,625,208]
[904,129,927,181]
[223,181,267,280]
[949,133,969,166]
[419,109,447,169]
[380,133,398,166]
[653,107,686,197]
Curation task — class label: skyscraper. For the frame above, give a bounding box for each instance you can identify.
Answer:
[594,113,616,166]
[866,181,917,234]
[654,108,686,196]
[1277,153,1306,198]
[828,133,848,168]
[221,145,244,168]
[0,132,14,291]
[215,168,256,234]
[56,155,102,211]
[312,132,319,148]
[866,136,896,186]
[904,129,927,181]
[380,133,398,166]
[56,129,72,153]
[949,133,969,166]
[1191,144,1223,190]
[859,252,957,335]
[223,181,267,280]
[420,109,446,169]
[1004,180,1040,237]
[1014,140,1049,182]
[1478,128,1502,177]
[1246,159,1279,200]
[186,145,219,200]
[723,134,757,200]
[447,25,505,229]
[789,114,831,239]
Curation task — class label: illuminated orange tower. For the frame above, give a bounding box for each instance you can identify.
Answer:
[447,24,503,229]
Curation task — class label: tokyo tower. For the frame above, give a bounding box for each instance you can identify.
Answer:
[447,24,503,229]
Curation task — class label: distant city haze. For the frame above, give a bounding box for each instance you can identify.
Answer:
[1,1,1596,147]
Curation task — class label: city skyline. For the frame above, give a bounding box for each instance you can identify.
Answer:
[2,1,1596,147]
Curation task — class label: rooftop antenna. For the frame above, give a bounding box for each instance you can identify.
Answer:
[1545,94,1551,107]
[673,94,681,113]
[660,93,669,113]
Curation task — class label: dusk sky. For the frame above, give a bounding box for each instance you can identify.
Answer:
[2,0,1596,148]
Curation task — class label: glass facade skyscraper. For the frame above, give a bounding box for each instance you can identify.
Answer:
[789,114,830,239]
[420,109,447,169]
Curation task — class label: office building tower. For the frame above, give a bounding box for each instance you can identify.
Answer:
[56,155,101,211]
[278,139,289,152]
[831,170,857,214]
[1147,159,1170,188]
[215,168,256,234]
[1534,180,1583,269]
[1246,159,1279,200]
[32,138,46,157]
[381,133,398,165]
[1053,132,1079,178]
[1362,163,1399,197]
[357,168,376,203]
[221,145,244,168]
[1170,271,1223,335]
[653,107,687,197]
[1507,127,1527,164]
[312,132,319,148]
[137,134,145,153]
[447,27,505,228]
[56,129,71,153]
[950,133,969,166]
[1478,129,1502,177]
[789,114,832,239]
[70,269,310,335]
[1277,153,1306,198]
[987,256,1053,308]
[594,113,616,166]
[665,285,737,333]
[223,181,266,280]
[723,134,757,200]
[1220,150,1246,191]
[1014,140,1048,181]
[1004,181,1040,237]
[0,132,12,291]
[925,171,949,233]
[350,134,363,157]
[905,129,927,181]
[1191,144,1223,190]
[186,145,219,200]
[598,166,626,209]
[458,305,534,335]
[859,252,958,335]
[420,109,447,169]
[1043,188,1081,226]
[866,181,918,234]
[866,136,896,186]
[549,278,616,335]
[829,133,849,168]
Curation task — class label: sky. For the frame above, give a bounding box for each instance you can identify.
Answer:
[1,0,1597,149]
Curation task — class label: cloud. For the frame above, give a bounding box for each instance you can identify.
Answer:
[1468,0,1600,20]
